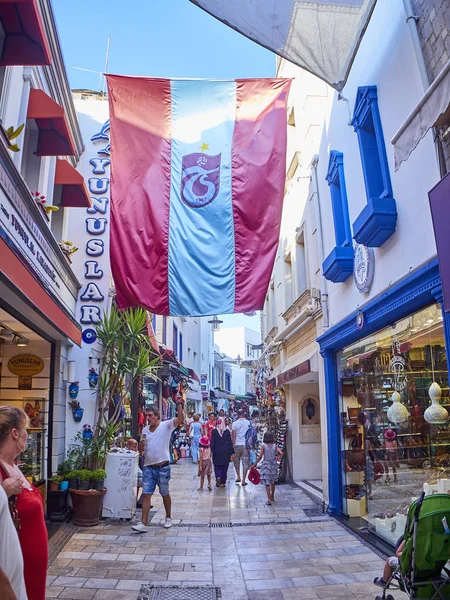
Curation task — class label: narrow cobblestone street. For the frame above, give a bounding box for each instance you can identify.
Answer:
[45,460,403,600]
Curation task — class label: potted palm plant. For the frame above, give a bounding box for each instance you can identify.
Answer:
[67,307,159,527]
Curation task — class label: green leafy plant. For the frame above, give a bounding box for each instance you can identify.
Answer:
[65,470,79,481]
[67,308,160,472]
[91,469,107,482]
[57,459,73,478]
[5,123,24,152]
[59,240,78,255]
[68,399,81,411]
[49,475,63,484]
[78,469,92,483]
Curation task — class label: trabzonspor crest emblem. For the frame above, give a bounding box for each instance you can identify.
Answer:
[181,152,221,208]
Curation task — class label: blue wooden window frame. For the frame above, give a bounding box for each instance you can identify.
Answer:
[179,332,183,362]
[225,372,231,392]
[173,323,178,357]
[322,151,354,283]
[152,313,156,332]
[351,86,397,247]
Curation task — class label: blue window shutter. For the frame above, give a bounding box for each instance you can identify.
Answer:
[163,316,167,345]
[351,86,397,247]
[179,332,183,362]
[152,313,156,332]
[322,151,354,283]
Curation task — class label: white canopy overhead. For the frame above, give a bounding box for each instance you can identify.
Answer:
[189,0,377,91]
[392,58,450,170]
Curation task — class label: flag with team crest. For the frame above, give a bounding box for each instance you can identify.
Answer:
[106,75,291,317]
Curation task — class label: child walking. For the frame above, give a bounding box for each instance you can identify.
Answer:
[198,435,212,492]
[253,431,283,505]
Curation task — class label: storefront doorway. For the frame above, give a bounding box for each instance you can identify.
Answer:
[0,307,53,505]
[339,302,449,545]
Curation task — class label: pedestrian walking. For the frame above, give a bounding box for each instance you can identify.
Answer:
[252,431,283,505]
[189,414,202,464]
[211,417,234,487]
[132,396,184,532]
[198,436,212,491]
[232,409,251,485]
[0,406,47,600]
[204,412,217,439]
[225,417,232,432]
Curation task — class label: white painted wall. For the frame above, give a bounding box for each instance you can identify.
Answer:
[286,383,322,482]
[214,326,260,394]
[316,0,440,329]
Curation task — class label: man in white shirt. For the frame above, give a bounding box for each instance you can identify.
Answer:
[232,409,251,486]
[0,485,27,599]
[132,396,184,532]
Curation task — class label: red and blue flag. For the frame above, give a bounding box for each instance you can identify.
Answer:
[106,75,291,317]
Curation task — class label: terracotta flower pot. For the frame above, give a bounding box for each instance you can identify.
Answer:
[69,488,106,527]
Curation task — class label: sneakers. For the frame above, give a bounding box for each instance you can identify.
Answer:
[131,521,150,533]
[164,517,173,529]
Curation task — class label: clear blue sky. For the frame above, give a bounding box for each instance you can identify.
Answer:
[53,0,269,332]
[53,0,276,90]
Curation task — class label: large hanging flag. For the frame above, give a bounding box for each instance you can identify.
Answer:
[189,0,377,91]
[107,75,291,317]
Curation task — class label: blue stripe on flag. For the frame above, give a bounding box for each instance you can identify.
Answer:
[168,80,236,316]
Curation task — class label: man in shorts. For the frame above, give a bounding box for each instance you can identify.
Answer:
[232,409,251,485]
[132,397,184,532]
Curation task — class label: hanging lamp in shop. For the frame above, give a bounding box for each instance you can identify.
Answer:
[424,382,448,424]
[387,391,409,424]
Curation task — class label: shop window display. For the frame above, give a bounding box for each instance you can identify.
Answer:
[338,303,449,544]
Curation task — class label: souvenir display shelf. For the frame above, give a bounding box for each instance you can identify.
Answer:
[19,428,46,484]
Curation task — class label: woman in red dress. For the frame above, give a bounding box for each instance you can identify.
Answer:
[0,406,48,600]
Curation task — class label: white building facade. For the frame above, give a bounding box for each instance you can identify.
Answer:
[0,0,88,515]
[313,0,446,552]
[214,326,260,396]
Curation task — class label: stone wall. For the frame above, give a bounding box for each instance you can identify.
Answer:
[410,0,450,171]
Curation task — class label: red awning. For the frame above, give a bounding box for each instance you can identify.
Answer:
[0,0,51,66]
[188,368,200,383]
[55,159,91,208]
[27,88,76,156]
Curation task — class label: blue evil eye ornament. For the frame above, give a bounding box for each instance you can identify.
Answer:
[82,328,97,344]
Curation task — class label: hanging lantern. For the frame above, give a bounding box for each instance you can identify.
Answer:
[424,382,449,424]
[387,391,409,424]
[207,315,223,332]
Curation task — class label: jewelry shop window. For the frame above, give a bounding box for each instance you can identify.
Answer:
[338,303,449,544]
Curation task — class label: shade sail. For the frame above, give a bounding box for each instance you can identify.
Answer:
[190,0,377,91]
[392,58,450,170]
[0,0,51,66]
[27,88,76,156]
[55,159,91,208]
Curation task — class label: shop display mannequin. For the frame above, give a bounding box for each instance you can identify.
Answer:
[384,429,399,484]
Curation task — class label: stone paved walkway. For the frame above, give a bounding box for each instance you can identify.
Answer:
[46,460,404,600]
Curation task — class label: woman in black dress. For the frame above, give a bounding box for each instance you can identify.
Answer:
[210,418,235,487]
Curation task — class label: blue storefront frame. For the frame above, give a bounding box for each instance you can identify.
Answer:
[318,258,450,515]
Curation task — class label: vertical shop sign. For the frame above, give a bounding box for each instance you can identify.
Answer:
[79,120,110,339]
